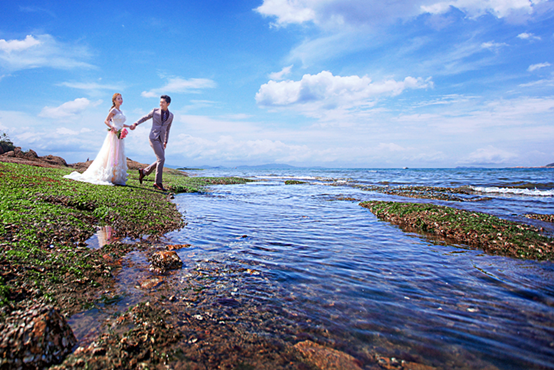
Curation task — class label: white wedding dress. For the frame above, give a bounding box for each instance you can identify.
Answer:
[64,108,128,185]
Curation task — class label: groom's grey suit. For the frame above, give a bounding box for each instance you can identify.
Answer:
[134,108,173,185]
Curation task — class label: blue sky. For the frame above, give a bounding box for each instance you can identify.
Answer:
[0,0,553,168]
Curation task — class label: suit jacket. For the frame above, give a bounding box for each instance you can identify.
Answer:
[135,108,173,144]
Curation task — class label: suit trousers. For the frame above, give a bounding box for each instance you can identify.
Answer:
[144,138,165,184]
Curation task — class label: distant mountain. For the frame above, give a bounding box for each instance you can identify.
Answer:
[547,163,554,167]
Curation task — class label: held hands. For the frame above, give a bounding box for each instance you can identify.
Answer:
[130,123,137,130]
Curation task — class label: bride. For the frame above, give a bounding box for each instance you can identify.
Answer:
[64,93,131,185]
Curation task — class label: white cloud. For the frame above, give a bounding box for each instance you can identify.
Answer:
[0,34,93,72]
[171,134,311,163]
[0,35,41,52]
[39,98,97,119]
[59,82,122,91]
[517,32,542,40]
[255,0,548,29]
[255,0,424,28]
[141,77,216,98]
[255,0,316,27]
[528,62,551,71]
[421,0,545,18]
[461,145,518,165]
[256,71,432,115]
[481,41,509,50]
[269,65,293,80]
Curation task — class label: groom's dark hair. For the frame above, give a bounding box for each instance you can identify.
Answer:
[161,95,171,104]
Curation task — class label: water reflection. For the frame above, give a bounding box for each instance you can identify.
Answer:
[86,226,115,249]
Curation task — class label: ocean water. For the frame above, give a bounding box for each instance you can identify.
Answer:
[76,167,554,369]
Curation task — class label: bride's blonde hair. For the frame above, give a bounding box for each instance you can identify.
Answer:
[110,93,122,111]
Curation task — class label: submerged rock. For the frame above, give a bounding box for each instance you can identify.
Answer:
[149,251,183,273]
[294,340,362,370]
[0,302,76,369]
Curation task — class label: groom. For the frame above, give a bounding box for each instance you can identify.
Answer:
[130,95,173,191]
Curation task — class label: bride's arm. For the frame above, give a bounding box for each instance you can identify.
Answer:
[104,110,117,131]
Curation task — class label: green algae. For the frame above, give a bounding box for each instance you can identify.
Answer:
[0,162,251,311]
[284,180,307,185]
[360,200,554,261]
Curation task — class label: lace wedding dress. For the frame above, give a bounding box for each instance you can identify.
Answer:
[64,108,128,185]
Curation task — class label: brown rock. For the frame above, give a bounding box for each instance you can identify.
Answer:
[0,302,76,369]
[41,154,68,167]
[13,147,24,158]
[294,340,362,370]
[149,251,183,272]
[139,277,164,290]
[23,149,39,160]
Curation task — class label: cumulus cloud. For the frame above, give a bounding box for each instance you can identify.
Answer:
[255,0,548,29]
[268,65,293,80]
[517,32,542,40]
[39,98,94,119]
[0,35,41,52]
[420,0,545,19]
[528,62,551,71]
[256,71,432,114]
[461,145,518,165]
[141,77,216,98]
[0,34,93,72]
[255,0,422,28]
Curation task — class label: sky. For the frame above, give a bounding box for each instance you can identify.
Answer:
[0,0,553,168]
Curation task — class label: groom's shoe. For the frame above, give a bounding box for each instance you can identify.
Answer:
[154,183,167,191]
[138,169,145,184]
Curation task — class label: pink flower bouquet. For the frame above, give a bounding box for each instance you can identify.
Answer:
[108,127,128,139]
[118,128,128,139]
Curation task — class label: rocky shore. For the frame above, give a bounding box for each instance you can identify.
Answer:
[1,150,553,369]
[360,201,554,261]
[0,154,252,369]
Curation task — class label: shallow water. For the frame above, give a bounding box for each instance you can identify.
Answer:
[72,168,554,368]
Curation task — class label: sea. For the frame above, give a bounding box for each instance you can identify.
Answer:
[76,167,554,369]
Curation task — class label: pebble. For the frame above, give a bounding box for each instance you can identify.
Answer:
[0,302,76,369]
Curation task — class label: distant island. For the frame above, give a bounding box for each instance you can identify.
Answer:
[170,163,554,171]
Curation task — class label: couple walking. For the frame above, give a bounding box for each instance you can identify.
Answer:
[64,93,173,190]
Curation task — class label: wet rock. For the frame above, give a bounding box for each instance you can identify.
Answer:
[373,354,437,370]
[294,340,362,370]
[149,251,182,273]
[0,302,76,369]
[166,244,191,250]
[139,277,164,290]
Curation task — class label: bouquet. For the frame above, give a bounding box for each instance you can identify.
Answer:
[108,127,128,139]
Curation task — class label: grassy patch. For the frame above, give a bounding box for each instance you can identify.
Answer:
[360,201,554,261]
[284,180,307,185]
[355,185,484,202]
[0,162,251,312]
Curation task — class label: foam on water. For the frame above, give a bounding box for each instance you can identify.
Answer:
[471,186,554,197]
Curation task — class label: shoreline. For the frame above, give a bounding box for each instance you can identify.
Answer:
[1,158,553,369]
